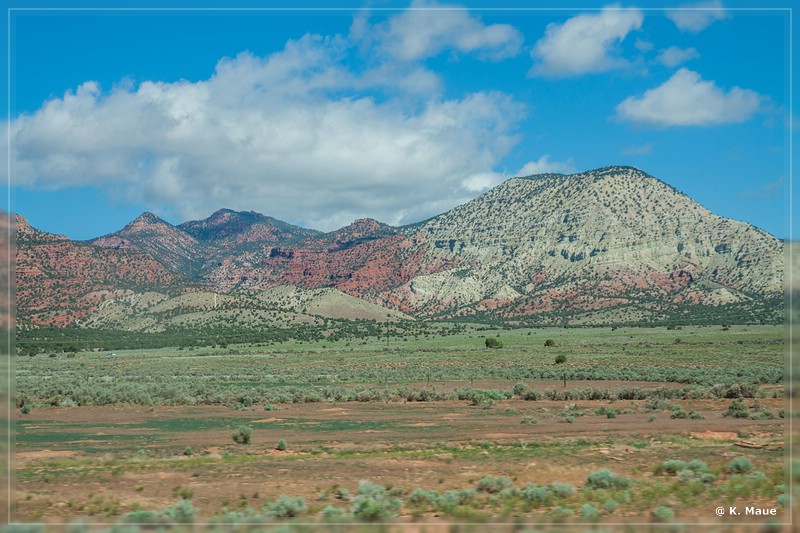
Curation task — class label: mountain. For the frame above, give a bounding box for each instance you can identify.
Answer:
[178,208,320,248]
[90,212,210,278]
[16,215,184,327]
[91,208,321,280]
[203,218,423,294]
[16,166,785,327]
[383,166,783,322]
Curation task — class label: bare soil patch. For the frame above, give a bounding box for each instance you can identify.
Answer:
[14,397,786,523]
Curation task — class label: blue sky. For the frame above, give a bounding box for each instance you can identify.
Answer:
[3,0,795,240]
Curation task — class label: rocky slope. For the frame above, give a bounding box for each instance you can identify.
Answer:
[17,166,785,326]
[79,285,411,332]
[16,215,184,327]
[384,166,783,320]
[178,208,320,249]
[90,212,210,278]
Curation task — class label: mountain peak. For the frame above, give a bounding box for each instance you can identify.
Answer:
[129,211,167,227]
[331,218,396,242]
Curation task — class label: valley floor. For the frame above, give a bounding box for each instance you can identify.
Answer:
[10,324,796,529]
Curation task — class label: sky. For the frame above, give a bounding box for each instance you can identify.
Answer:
[2,0,796,240]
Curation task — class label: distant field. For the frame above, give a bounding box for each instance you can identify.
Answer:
[13,323,792,526]
[16,324,784,407]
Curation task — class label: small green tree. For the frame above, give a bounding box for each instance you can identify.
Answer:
[554,354,567,364]
[485,337,503,349]
[544,339,556,347]
[231,426,252,445]
[276,438,287,451]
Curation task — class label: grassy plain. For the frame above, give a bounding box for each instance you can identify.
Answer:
[13,324,793,527]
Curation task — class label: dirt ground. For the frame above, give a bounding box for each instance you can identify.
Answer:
[13,394,789,526]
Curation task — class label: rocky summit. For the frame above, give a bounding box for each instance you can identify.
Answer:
[16,166,784,327]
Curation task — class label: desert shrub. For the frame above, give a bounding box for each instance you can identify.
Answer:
[485,337,503,349]
[183,446,193,456]
[231,426,252,444]
[162,499,196,523]
[498,487,518,498]
[595,406,618,418]
[687,459,710,473]
[276,439,287,451]
[749,409,776,420]
[437,489,477,511]
[321,505,345,518]
[212,508,260,524]
[700,473,717,484]
[521,484,551,503]
[263,496,307,518]
[544,339,556,347]
[670,406,688,419]
[408,488,439,507]
[554,354,567,364]
[746,471,768,484]
[549,506,573,518]
[723,398,750,418]
[123,510,160,524]
[173,485,193,500]
[657,459,687,475]
[651,506,675,522]
[476,398,497,409]
[644,397,672,412]
[476,475,513,493]
[579,503,599,519]
[586,469,633,490]
[727,457,753,474]
[676,469,696,482]
[522,389,542,401]
[603,499,619,513]
[688,410,705,419]
[512,382,529,397]
[549,482,576,498]
[20,404,31,415]
[520,415,539,425]
[350,481,401,520]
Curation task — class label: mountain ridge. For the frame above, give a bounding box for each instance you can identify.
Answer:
[16,166,784,327]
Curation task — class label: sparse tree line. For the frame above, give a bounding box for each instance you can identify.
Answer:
[15,379,776,409]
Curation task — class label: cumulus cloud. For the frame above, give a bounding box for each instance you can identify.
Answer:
[616,68,762,126]
[8,30,526,231]
[517,155,575,176]
[667,0,729,33]
[376,0,523,62]
[530,6,643,77]
[457,154,575,192]
[657,46,699,67]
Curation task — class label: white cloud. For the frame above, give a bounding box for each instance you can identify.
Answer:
[530,6,643,77]
[377,0,523,62]
[616,68,762,126]
[657,46,699,67]
[667,0,729,33]
[634,38,653,52]
[517,155,575,176]
[8,34,526,231]
[622,143,653,155]
[461,172,506,192]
